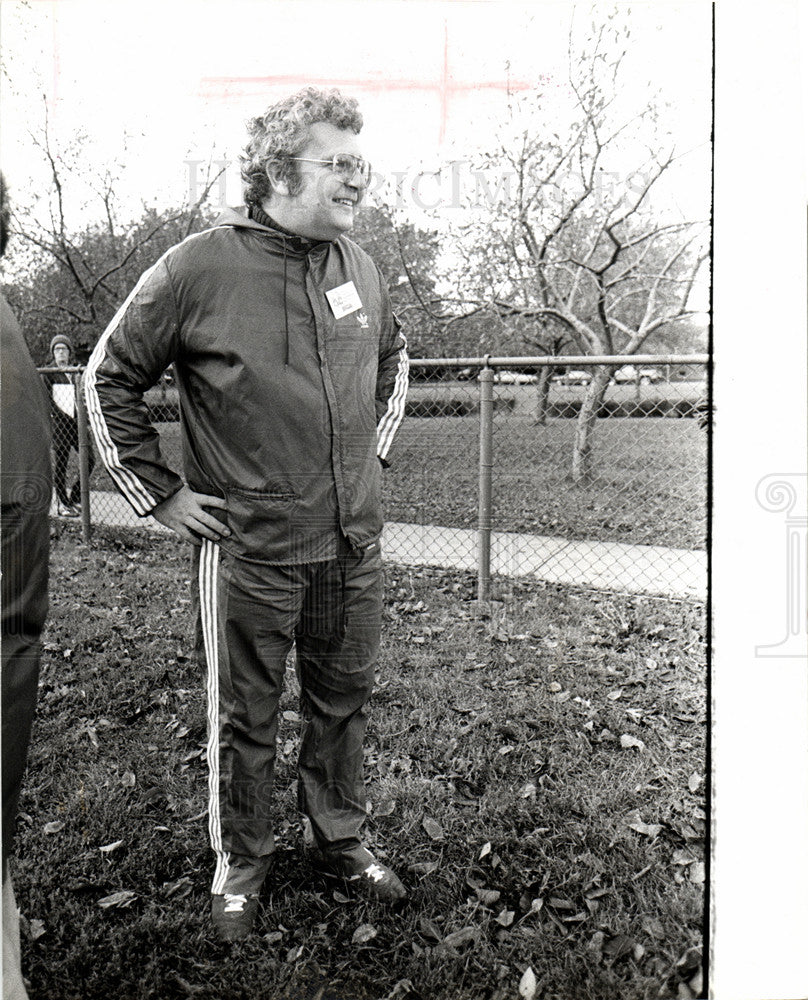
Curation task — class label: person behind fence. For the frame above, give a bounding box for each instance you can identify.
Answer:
[43,333,95,517]
[1,173,52,999]
[84,87,410,942]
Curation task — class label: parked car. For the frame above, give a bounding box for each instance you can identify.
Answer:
[490,371,538,384]
[613,365,663,385]
[551,370,592,385]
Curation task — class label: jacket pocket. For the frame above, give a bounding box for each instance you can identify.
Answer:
[223,485,300,562]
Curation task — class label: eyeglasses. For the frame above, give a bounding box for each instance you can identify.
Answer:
[288,154,372,185]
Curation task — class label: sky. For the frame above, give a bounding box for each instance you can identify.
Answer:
[0,0,713,227]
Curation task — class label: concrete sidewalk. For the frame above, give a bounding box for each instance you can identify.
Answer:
[66,491,706,601]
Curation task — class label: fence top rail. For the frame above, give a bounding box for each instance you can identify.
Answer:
[37,365,85,374]
[409,354,709,368]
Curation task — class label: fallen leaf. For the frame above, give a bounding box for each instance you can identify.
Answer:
[121,772,136,788]
[688,773,701,793]
[518,966,537,1000]
[628,821,662,838]
[332,890,351,904]
[620,734,645,750]
[479,841,492,860]
[671,849,698,866]
[286,944,304,963]
[547,682,562,693]
[422,816,444,840]
[29,919,46,941]
[642,917,665,939]
[475,888,501,906]
[603,933,634,961]
[98,840,124,854]
[352,923,378,945]
[442,926,479,948]
[43,821,65,835]
[97,890,137,909]
[263,930,284,945]
[496,909,515,927]
[282,710,300,723]
[408,861,438,876]
[548,897,576,910]
[607,688,624,701]
[689,862,705,884]
[418,916,442,941]
[519,783,537,799]
[375,799,396,817]
[587,930,605,955]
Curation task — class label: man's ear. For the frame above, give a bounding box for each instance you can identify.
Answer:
[265,163,290,197]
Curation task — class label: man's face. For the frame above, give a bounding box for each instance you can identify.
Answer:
[53,345,70,367]
[279,122,368,241]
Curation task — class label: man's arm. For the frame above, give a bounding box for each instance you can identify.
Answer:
[84,257,228,543]
[375,281,409,467]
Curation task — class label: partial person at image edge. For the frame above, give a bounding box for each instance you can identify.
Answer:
[1,172,52,999]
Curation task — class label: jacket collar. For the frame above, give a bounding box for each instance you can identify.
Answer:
[214,205,332,257]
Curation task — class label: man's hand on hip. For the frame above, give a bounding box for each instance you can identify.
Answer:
[151,486,230,544]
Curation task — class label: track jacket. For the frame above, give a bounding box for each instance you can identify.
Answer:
[84,207,409,564]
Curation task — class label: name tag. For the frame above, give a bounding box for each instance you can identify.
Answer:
[325,281,363,319]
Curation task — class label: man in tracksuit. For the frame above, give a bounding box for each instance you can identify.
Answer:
[84,87,409,942]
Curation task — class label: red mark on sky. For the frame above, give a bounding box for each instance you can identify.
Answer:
[199,20,537,144]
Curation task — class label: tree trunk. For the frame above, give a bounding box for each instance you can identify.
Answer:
[534,366,553,425]
[572,365,612,484]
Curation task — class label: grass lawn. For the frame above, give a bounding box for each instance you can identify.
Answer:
[14,527,707,1000]
[385,412,705,550]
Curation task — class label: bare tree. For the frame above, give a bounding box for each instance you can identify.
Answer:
[5,102,225,359]
[436,8,709,480]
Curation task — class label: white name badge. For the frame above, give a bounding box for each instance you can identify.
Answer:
[325,281,363,319]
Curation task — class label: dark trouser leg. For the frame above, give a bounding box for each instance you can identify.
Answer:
[52,439,71,506]
[68,444,94,507]
[195,541,305,896]
[295,542,382,857]
[1,499,49,866]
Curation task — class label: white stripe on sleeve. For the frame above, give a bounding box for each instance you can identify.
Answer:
[376,334,409,461]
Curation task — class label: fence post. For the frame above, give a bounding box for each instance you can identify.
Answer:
[74,370,92,542]
[477,359,494,601]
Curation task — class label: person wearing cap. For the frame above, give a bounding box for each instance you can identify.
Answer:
[44,334,94,517]
[85,87,410,942]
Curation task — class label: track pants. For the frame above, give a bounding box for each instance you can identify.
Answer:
[194,535,382,896]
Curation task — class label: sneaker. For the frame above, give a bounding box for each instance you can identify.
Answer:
[211,893,259,942]
[57,502,80,518]
[321,849,407,903]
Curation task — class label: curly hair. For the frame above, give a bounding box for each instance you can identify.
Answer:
[241,87,363,207]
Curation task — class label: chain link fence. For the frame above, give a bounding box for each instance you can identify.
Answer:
[39,355,709,601]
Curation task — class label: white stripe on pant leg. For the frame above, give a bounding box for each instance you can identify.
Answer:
[199,539,229,894]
